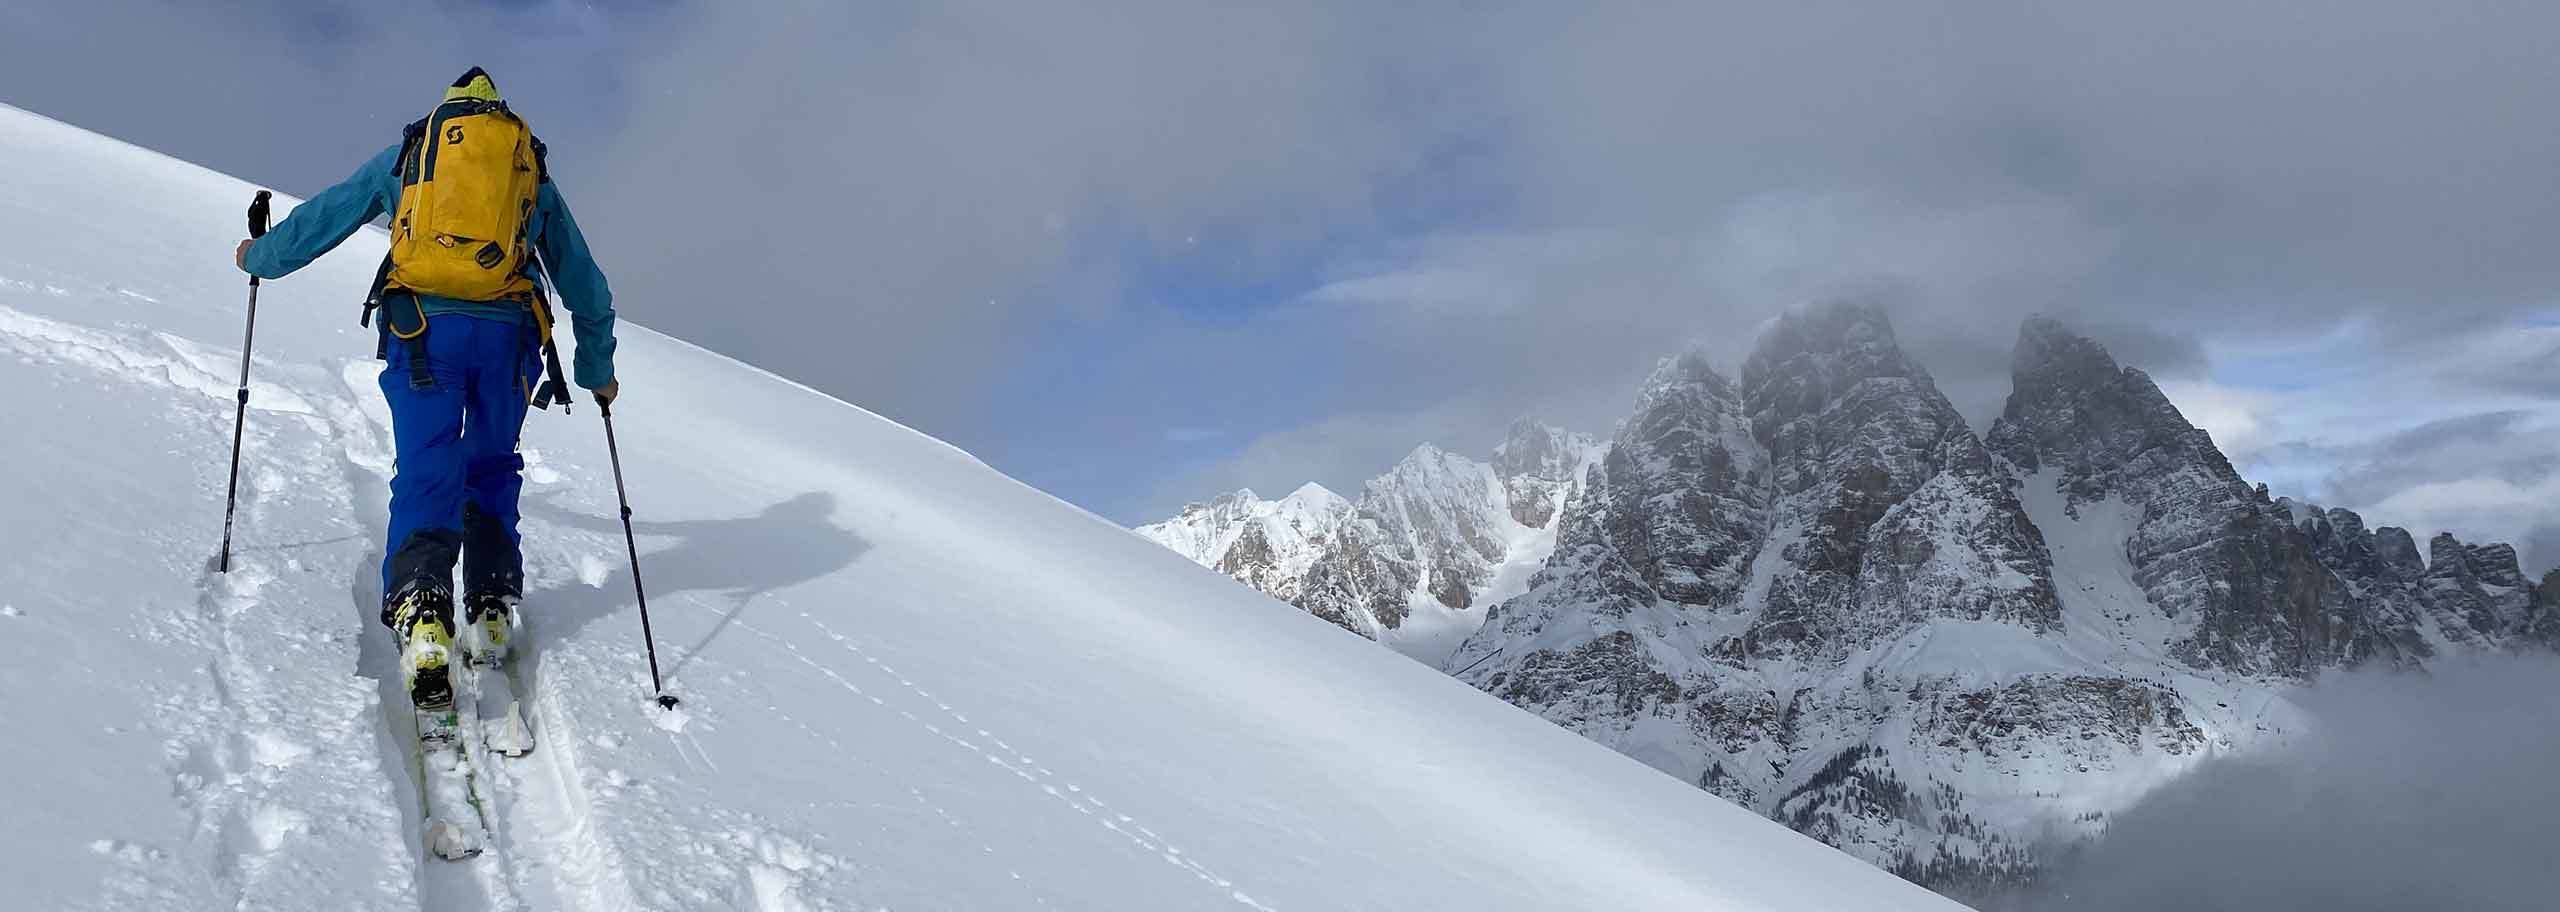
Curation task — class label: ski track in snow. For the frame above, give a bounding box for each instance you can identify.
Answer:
[1,301,846,911]
[329,357,535,912]
[1,304,410,911]
[323,360,842,911]
[703,600,1272,911]
[798,613,1276,912]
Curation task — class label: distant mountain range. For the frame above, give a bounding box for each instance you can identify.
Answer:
[1139,301,2560,899]
[1139,421,1601,663]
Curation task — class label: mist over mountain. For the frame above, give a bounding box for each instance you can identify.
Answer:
[1993,655,2560,912]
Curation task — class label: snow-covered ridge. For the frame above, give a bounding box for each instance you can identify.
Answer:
[0,102,1960,910]
[1137,419,1603,664]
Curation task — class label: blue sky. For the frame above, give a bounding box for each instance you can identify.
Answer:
[3,0,2554,569]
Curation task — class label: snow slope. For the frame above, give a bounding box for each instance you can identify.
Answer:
[0,104,1960,911]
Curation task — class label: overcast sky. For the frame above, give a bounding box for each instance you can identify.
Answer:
[4,1,2552,570]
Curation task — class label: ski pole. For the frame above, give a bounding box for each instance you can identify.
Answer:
[217,190,272,574]
[598,398,679,709]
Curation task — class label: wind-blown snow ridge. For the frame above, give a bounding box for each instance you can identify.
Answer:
[0,102,1956,909]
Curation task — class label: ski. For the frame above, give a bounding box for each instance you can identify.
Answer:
[473,649,536,758]
[413,701,489,861]
[462,600,535,759]
[403,600,528,861]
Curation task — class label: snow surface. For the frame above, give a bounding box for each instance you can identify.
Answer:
[0,104,1960,910]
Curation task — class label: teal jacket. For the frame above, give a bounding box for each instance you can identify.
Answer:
[242,143,617,389]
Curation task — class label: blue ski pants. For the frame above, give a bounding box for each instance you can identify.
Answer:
[379,312,541,621]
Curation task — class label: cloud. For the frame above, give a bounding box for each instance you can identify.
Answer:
[1275,1,2560,523]
[1141,399,1528,518]
[2162,322,2560,572]
[573,0,1466,430]
[0,1,655,196]
[10,2,2558,543]
[1988,654,2560,912]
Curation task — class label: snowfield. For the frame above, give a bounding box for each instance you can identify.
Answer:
[0,104,1962,911]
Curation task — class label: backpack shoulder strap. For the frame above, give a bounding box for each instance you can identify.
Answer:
[362,119,432,331]
[529,135,550,185]
[390,117,428,183]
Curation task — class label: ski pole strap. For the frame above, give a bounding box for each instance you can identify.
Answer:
[530,339,572,412]
[527,291,573,413]
[359,253,394,329]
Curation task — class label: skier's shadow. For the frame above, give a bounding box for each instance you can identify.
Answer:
[522,490,869,683]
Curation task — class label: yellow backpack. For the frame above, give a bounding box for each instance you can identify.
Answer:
[362,69,575,411]
[385,73,542,303]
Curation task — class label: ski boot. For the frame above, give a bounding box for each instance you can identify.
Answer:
[459,591,517,667]
[387,584,457,711]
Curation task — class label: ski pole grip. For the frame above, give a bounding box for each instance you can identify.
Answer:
[248,190,272,239]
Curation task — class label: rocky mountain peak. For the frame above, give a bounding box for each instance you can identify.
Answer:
[1987,318,2340,674]
[1493,418,1584,478]
[2422,532,2540,639]
[2425,532,2467,575]
[2373,525,2428,580]
[1379,441,1464,483]
[1989,318,2227,492]
[1139,489,1274,566]
[1593,348,1768,608]
[1493,418,1602,527]
[1740,299,1903,386]
[1197,488,1259,511]
[1724,304,2053,659]
[2011,315,2124,389]
[1145,425,1602,663]
[1743,299,1961,501]
[1276,481,1347,514]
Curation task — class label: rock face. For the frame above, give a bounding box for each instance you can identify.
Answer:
[2421,534,2542,647]
[1735,303,2060,660]
[1987,317,2362,675]
[1137,484,1350,605]
[1137,422,1601,663]
[1445,304,2550,899]
[2536,570,2560,645]
[1493,418,1594,528]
